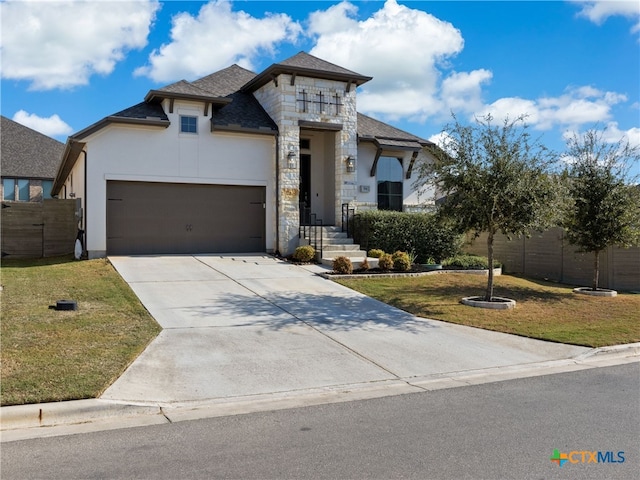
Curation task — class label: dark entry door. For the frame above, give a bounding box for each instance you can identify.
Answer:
[107,181,265,255]
[299,154,311,225]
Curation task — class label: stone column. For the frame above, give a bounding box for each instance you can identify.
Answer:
[278,127,300,255]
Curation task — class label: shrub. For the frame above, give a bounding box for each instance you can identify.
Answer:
[292,245,315,262]
[353,210,463,263]
[332,256,353,274]
[378,253,393,271]
[368,248,385,258]
[360,257,370,271]
[392,251,411,271]
[443,255,502,270]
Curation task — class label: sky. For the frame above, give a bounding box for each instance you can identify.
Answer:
[1,0,639,173]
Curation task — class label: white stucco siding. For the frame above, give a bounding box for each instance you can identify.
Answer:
[80,115,276,257]
[404,149,436,210]
[354,143,436,212]
[60,151,87,237]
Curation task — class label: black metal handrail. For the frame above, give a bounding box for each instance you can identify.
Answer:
[298,210,324,259]
[341,203,355,238]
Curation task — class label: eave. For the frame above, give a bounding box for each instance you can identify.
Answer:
[51,140,86,196]
[144,90,232,113]
[241,64,372,93]
[211,123,278,136]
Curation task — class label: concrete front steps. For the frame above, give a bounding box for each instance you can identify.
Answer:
[299,225,378,269]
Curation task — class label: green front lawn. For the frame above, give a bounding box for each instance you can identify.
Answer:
[1,256,161,406]
[336,273,640,347]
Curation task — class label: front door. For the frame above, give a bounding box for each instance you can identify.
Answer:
[299,154,311,225]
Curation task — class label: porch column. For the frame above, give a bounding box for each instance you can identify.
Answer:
[278,127,300,255]
[335,111,358,227]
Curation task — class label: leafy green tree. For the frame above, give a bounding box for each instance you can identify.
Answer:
[562,129,640,291]
[417,114,559,301]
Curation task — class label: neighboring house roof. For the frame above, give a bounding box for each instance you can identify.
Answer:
[1,115,64,179]
[241,51,372,92]
[357,113,433,150]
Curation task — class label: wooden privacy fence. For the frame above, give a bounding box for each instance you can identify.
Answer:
[1,200,78,259]
[465,227,640,292]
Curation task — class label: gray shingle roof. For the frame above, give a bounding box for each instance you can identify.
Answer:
[211,91,278,132]
[111,102,169,121]
[1,116,64,179]
[279,52,366,78]
[189,65,276,132]
[192,65,257,97]
[157,79,214,97]
[357,113,431,147]
[242,52,371,92]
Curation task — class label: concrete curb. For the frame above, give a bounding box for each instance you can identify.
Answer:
[2,343,638,436]
[572,342,640,360]
[0,399,161,431]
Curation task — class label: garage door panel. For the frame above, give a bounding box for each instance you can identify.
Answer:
[107,181,265,255]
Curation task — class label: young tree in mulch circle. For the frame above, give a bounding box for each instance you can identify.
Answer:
[561,129,640,291]
[417,114,560,302]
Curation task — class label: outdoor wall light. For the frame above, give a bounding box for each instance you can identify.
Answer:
[346,155,356,173]
[287,148,296,169]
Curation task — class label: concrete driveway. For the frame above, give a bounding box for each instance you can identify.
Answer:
[104,254,589,407]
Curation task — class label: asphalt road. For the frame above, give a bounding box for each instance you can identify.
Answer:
[2,363,638,480]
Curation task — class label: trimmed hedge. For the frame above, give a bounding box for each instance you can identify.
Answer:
[443,254,502,270]
[353,211,463,263]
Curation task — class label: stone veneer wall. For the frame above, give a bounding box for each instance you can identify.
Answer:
[253,74,358,255]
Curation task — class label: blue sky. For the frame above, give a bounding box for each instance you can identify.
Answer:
[2,0,639,168]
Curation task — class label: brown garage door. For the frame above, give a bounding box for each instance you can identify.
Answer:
[107,181,265,255]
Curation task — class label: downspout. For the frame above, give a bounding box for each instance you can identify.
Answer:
[82,150,87,258]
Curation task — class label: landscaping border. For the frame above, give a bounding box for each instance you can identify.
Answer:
[321,268,502,280]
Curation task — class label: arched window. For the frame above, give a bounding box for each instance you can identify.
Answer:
[377,157,403,211]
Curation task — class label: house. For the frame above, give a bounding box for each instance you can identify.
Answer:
[51,52,436,259]
[1,116,64,202]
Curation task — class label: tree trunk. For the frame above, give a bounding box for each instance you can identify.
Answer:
[485,230,495,301]
[592,250,600,291]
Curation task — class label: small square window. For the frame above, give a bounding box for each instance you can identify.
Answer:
[180,115,198,134]
[18,179,30,201]
[42,180,54,199]
[3,178,16,201]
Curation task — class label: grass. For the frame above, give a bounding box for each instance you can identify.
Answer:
[1,256,161,406]
[336,273,640,348]
[1,259,637,406]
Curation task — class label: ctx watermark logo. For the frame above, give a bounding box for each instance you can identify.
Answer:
[550,449,625,467]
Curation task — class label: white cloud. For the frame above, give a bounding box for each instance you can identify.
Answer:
[13,110,73,137]
[440,69,493,115]
[476,97,540,124]
[308,0,471,121]
[601,121,640,147]
[428,131,454,151]
[0,0,160,90]
[478,86,627,131]
[571,0,640,33]
[134,0,302,82]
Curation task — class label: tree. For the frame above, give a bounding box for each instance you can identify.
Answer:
[418,114,559,301]
[562,129,640,291]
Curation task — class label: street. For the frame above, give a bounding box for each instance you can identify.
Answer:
[2,363,638,480]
